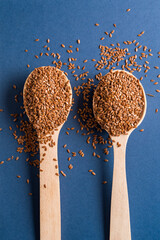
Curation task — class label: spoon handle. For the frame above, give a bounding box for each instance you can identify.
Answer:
[40,131,61,240]
[110,138,131,240]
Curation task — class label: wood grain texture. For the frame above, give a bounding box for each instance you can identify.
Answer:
[40,128,61,240]
[110,134,131,240]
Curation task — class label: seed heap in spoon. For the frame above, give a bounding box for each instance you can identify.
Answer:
[93,70,145,136]
[23,66,72,140]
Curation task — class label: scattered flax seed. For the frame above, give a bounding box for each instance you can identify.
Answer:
[67,149,70,153]
[126,8,131,12]
[104,159,108,162]
[92,59,96,61]
[154,82,158,85]
[47,47,50,51]
[146,93,154,97]
[45,53,49,56]
[154,66,159,69]
[55,173,60,176]
[46,39,50,43]
[77,39,80,44]
[113,24,116,27]
[68,157,71,161]
[60,171,66,177]
[63,144,67,148]
[17,175,21,178]
[78,150,84,157]
[28,193,32,196]
[105,32,108,35]
[66,131,69,135]
[117,142,121,147]
[96,154,100,158]
[43,45,47,48]
[139,129,144,132]
[35,55,39,59]
[44,184,46,188]
[40,52,43,57]
[35,39,39,42]
[76,48,79,52]
[156,89,160,93]
[55,165,58,169]
[83,60,88,63]
[91,171,96,176]
[25,49,28,52]
[27,64,30,68]
[95,23,99,26]
[157,74,160,78]
[61,44,65,48]
[68,164,73,170]
[102,181,107,184]
[88,170,93,172]
[53,158,57,161]
[72,152,76,157]
[0,161,4,165]
[26,179,29,184]
[100,37,104,40]
[155,109,158,113]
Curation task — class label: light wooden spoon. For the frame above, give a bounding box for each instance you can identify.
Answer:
[23,67,72,240]
[93,70,147,240]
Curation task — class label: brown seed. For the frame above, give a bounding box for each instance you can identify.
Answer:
[27,64,30,68]
[77,39,80,44]
[35,55,39,59]
[26,179,29,184]
[113,24,116,27]
[63,144,67,148]
[35,39,39,42]
[95,23,99,26]
[60,171,66,177]
[100,37,104,40]
[28,193,32,196]
[154,66,159,69]
[17,175,21,178]
[44,184,46,188]
[0,161,4,165]
[156,89,160,93]
[157,74,160,78]
[139,129,144,132]
[46,39,50,43]
[155,109,158,113]
[68,164,73,170]
[76,48,79,52]
[146,93,154,97]
[126,8,131,12]
[25,49,28,52]
[102,181,107,184]
[91,171,96,176]
[61,44,65,48]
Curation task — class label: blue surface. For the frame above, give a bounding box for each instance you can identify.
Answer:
[0,0,160,239]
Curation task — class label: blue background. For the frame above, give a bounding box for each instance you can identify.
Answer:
[0,0,160,239]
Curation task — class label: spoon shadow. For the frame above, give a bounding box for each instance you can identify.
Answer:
[5,74,40,240]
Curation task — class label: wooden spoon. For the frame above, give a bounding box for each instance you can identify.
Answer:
[23,67,72,240]
[93,70,147,240]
